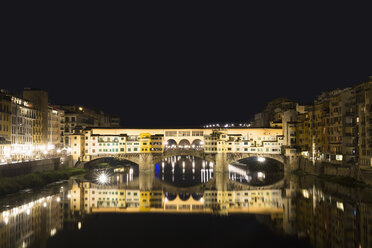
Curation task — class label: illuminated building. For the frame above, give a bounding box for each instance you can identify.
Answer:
[48,105,64,150]
[58,104,120,148]
[139,133,151,153]
[140,133,164,153]
[10,93,36,160]
[358,76,372,168]
[71,127,285,163]
[204,129,283,154]
[0,91,11,162]
[296,111,311,157]
[71,132,85,162]
[23,88,49,153]
[0,91,11,142]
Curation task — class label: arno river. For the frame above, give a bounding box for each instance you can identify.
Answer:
[1,156,372,248]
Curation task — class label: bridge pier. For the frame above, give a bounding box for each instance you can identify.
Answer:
[284,154,300,172]
[139,153,155,172]
[215,152,229,173]
[138,153,155,191]
[139,169,155,191]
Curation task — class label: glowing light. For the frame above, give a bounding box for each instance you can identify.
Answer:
[57,149,61,154]
[337,202,344,211]
[302,189,309,199]
[56,197,61,202]
[97,172,109,185]
[257,157,265,162]
[200,197,204,203]
[78,221,82,230]
[67,194,71,199]
[164,197,168,203]
[257,171,265,179]
[43,202,47,207]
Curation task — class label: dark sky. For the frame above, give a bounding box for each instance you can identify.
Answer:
[2,3,372,128]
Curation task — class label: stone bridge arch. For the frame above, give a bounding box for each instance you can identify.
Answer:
[226,153,285,165]
[164,139,177,150]
[178,139,191,150]
[152,150,215,164]
[89,154,142,165]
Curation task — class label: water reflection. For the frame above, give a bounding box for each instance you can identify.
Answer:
[2,169,372,247]
[0,186,69,248]
[156,156,214,187]
[229,157,284,186]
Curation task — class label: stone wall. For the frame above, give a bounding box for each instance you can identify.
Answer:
[0,156,73,177]
[298,157,357,178]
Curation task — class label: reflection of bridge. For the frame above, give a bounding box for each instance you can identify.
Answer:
[71,172,287,215]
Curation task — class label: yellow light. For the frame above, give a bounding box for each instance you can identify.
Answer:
[337,202,344,211]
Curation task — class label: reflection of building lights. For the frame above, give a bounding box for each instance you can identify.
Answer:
[26,209,30,215]
[78,221,82,230]
[43,202,47,207]
[302,189,309,199]
[4,217,8,224]
[257,171,265,179]
[97,172,109,185]
[257,157,265,162]
[50,228,57,236]
[337,201,344,211]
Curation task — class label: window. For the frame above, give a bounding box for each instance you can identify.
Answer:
[178,131,190,136]
[165,131,177,136]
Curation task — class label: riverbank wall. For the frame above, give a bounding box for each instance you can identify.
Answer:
[0,156,73,177]
[297,156,372,185]
[298,157,358,177]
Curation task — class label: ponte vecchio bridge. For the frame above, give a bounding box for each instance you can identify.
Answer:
[72,127,299,172]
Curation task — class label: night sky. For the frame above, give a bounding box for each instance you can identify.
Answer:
[2,3,372,128]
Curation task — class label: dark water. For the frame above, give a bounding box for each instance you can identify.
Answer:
[1,156,372,248]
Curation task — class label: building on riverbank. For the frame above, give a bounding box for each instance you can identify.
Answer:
[47,105,64,151]
[23,88,49,155]
[58,104,120,148]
